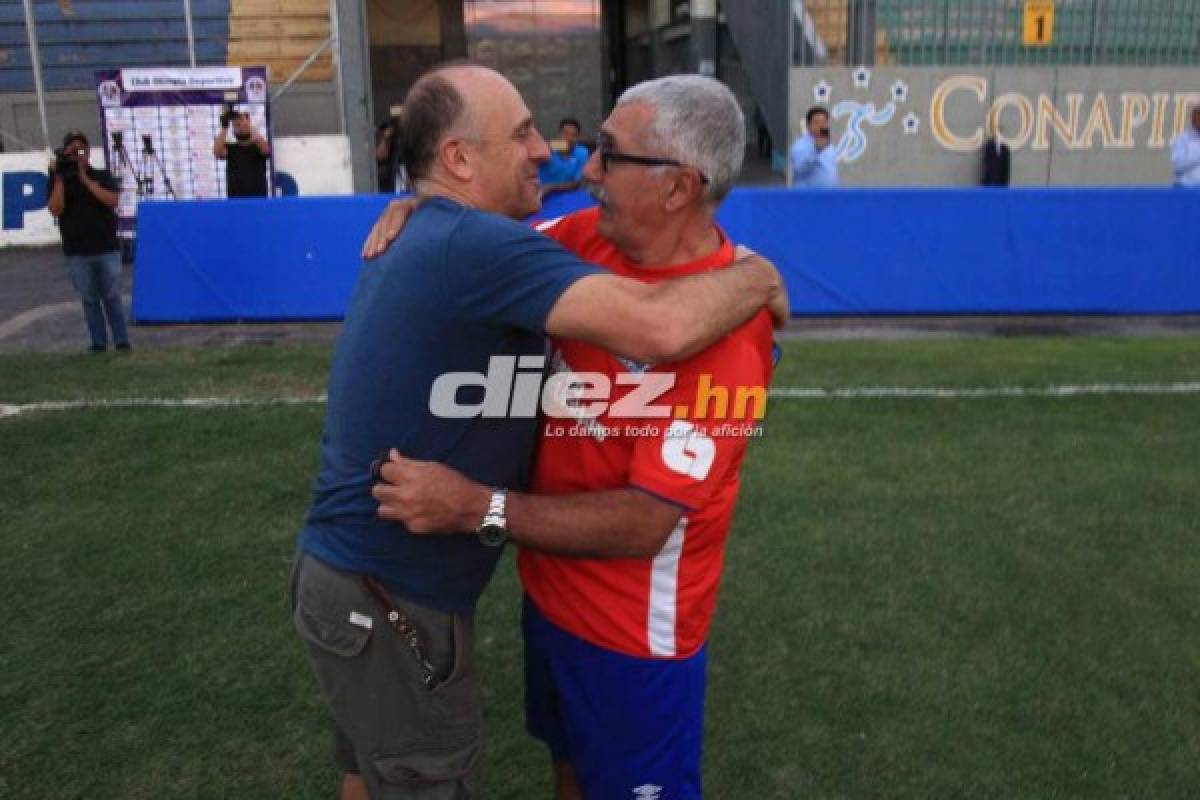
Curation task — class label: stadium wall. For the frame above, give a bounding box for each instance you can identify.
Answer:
[790,66,1200,186]
[0,0,338,151]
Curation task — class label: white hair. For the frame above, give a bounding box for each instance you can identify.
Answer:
[615,74,745,204]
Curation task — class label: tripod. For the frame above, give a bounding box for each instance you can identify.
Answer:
[110,132,144,198]
[140,136,177,200]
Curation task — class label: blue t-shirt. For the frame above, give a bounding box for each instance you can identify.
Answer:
[299,197,599,613]
[538,144,590,185]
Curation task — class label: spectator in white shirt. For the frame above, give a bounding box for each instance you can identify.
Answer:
[1170,106,1200,188]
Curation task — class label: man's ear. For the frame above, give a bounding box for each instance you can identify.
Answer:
[663,168,704,213]
[439,137,474,182]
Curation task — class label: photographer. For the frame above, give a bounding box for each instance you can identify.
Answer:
[213,108,270,197]
[375,113,408,194]
[790,105,839,188]
[47,130,130,353]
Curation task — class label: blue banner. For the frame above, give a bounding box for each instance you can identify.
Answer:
[132,188,1200,322]
[133,195,391,322]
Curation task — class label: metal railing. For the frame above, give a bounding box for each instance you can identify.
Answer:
[791,0,1200,66]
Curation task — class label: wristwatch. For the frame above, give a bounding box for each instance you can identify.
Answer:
[477,489,509,547]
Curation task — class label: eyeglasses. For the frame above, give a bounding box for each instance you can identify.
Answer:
[595,134,709,184]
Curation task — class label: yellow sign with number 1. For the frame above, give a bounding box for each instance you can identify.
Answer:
[1024,0,1055,46]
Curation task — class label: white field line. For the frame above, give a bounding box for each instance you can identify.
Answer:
[3,382,1200,420]
[769,382,1200,399]
[0,395,326,419]
[0,301,78,340]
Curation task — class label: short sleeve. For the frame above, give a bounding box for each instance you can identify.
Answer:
[444,213,601,335]
[627,333,771,510]
[96,170,119,192]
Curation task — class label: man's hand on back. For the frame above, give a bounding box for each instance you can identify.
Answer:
[362,197,421,259]
[371,449,489,534]
[735,245,790,330]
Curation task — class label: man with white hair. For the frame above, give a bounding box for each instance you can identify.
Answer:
[374,74,774,800]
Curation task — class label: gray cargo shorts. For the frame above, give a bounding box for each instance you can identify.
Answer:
[290,551,482,799]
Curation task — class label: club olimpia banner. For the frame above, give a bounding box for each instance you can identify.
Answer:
[95,66,274,241]
[789,67,1200,186]
[0,135,351,248]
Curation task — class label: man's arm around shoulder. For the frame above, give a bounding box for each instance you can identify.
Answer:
[357,198,790,362]
[545,250,788,364]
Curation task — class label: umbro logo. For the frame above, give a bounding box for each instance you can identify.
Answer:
[633,785,663,800]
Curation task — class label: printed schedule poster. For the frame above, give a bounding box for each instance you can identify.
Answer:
[94,66,273,239]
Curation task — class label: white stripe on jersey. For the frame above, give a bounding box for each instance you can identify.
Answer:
[647,517,688,657]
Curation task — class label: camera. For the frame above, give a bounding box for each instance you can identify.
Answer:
[819,127,831,137]
[142,134,155,155]
[53,147,80,180]
[219,102,237,129]
[111,130,124,148]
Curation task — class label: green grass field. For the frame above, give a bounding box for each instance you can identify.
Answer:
[2,337,1199,799]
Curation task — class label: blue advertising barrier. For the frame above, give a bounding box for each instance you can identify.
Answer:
[132,188,1200,322]
[134,195,392,322]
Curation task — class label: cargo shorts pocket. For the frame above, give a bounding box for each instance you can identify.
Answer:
[294,601,372,659]
[292,554,376,660]
[373,738,481,796]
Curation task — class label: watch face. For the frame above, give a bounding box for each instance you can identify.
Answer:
[478,524,508,547]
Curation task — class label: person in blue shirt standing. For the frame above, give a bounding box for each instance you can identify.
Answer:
[538,117,589,199]
[291,64,787,800]
[790,106,839,188]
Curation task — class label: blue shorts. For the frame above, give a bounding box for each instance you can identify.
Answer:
[522,595,707,800]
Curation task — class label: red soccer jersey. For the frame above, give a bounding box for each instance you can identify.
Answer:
[518,207,775,659]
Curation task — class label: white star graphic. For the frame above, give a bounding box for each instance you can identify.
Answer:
[891,80,909,103]
[852,66,871,89]
[902,112,920,135]
[813,80,832,103]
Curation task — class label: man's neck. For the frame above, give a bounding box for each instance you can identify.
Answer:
[623,212,722,268]
[414,177,491,215]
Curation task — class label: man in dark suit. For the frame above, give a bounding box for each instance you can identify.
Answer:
[982,133,1011,187]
